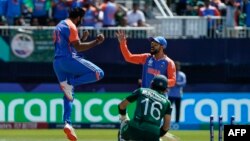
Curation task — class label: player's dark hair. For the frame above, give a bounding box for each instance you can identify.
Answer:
[151,84,166,92]
[150,75,168,93]
[68,7,85,19]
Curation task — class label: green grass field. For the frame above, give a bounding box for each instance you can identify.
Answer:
[0,129,218,141]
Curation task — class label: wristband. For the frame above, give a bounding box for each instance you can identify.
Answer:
[160,126,168,137]
[118,105,126,115]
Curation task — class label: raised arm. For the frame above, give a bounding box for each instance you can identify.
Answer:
[115,30,148,64]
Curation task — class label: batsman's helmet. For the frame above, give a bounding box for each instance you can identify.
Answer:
[151,75,168,92]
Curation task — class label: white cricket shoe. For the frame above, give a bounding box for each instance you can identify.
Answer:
[60,81,73,101]
[64,123,77,141]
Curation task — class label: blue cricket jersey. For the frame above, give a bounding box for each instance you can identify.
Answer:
[53,19,79,58]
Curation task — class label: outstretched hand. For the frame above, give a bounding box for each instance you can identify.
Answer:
[96,34,105,45]
[115,30,126,43]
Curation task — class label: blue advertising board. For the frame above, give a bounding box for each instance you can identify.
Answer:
[175,93,250,124]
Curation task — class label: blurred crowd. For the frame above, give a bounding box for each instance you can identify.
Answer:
[0,0,249,28]
[174,0,250,27]
[0,0,150,27]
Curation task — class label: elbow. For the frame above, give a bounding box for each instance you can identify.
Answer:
[124,57,132,63]
[124,56,136,64]
[72,41,81,51]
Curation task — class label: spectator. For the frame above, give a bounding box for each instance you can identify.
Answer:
[199,0,221,17]
[0,16,6,25]
[70,0,84,8]
[176,0,187,15]
[244,0,250,27]
[30,17,39,26]
[6,0,23,25]
[186,0,199,16]
[199,0,221,37]
[47,18,56,26]
[238,0,250,26]
[197,1,205,13]
[225,0,237,27]
[99,0,118,27]
[199,0,221,16]
[0,0,7,25]
[14,16,26,26]
[137,19,149,27]
[211,0,227,16]
[22,0,32,20]
[0,0,7,18]
[237,0,246,27]
[118,17,129,27]
[82,1,98,27]
[126,2,146,27]
[26,0,51,26]
[168,61,187,123]
[52,0,69,25]
[142,3,154,19]
[114,4,127,26]
[225,0,238,37]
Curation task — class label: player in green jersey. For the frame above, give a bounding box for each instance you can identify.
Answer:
[118,74,172,141]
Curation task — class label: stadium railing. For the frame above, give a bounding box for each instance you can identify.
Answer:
[147,16,250,39]
[0,16,250,39]
[0,26,155,39]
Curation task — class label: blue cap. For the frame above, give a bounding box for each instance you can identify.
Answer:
[149,36,167,49]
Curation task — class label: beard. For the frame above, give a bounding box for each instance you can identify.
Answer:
[75,19,82,27]
[76,20,81,26]
[150,48,160,55]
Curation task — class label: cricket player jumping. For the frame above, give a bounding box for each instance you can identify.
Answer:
[53,7,105,141]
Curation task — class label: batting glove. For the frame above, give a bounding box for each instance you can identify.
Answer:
[119,114,130,122]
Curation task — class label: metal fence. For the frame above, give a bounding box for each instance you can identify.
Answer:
[0,16,250,39]
[0,26,155,39]
[148,16,250,39]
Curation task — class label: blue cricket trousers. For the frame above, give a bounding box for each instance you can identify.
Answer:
[53,55,104,124]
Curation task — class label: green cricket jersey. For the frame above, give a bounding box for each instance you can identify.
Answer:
[121,88,172,140]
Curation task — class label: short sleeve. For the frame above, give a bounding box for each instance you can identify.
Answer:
[65,19,79,42]
[126,88,140,102]
[69,25,79,42]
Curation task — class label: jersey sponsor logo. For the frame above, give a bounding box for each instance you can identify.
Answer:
[147,68,160,75]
